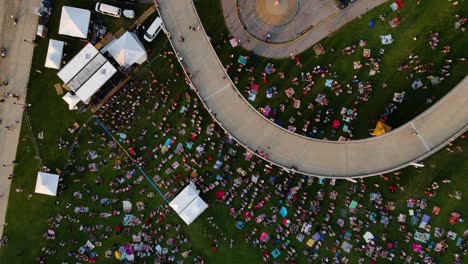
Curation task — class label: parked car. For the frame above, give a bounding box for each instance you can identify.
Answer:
[144,17,163,42]
[95,2,135,18]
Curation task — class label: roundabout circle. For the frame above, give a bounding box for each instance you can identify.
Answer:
[255,0,299,26]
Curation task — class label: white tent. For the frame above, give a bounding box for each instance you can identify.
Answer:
[57,43,99,84]
[59,6,91,38]
[106,31,147,68]
[62,92,81,110]
[169,182,208,225]
[45,39,65,69]
[75,61,117,103]
[35,172,60,196]
[179,196,208,225]
[58,43,117,106]
[169,182,199,214]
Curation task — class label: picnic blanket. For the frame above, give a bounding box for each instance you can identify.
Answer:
[229,38,239,47]
[380,35,393,45]
[285,87,295,98]
[238,55,248,65]
[393,92,405,102]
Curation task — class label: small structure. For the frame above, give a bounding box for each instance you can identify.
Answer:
[35,172,60,196]
[59,6,91,38]
[62,92,81,110]
[57,43,117,105]
[372,121,392,136]
[169,182,208,225]
[45,39,65,69]
[104,31,147,68]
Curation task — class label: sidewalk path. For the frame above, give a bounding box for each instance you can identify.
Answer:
[221,0,389,58]
[157,0,468,178]
[0,0,39,236]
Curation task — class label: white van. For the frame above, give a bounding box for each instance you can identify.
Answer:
[95,2,135,19]
[144,17,163,42]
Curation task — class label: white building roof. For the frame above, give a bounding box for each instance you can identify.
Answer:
[45,39,65,69]
[35,172,60,196]
[75,61,117,103]
[58,6,91,38]
[169,182,208,225]
[106,31,147,68]
[62,92,81,110]
[57,43,99,84]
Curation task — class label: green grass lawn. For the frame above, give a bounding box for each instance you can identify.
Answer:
[196,0,467,139]
[0,1,467,263]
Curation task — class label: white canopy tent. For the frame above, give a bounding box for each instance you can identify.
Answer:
[75,61,117,103]
[169,182,199,214]
[106,31,147,68]
[59,6,91,38]
[62,92,81,110]
[45,39,65,69]
[57,43,99,84]
[178,196,208,225]
[169,182,208,225]
[58,43,117,106]
[35,172,60,196]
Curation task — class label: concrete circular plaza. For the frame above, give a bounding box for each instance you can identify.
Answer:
[237,0,338,43]
[255,0,299,26]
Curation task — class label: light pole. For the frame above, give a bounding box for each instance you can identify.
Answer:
[13,102,31,106]
[23,39,38,46]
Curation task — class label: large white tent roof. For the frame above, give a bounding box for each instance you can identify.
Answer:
[106,31,147,68]
[75,61,117,103]
[169,182,199,214]
[62,92,81,110]
[45,39,65,69]
[169,182,208,225]
[57,43,117,106]
[179,196,208,225]
[57,43,99,84]
[35,172,60,196]
[59,6,91,38]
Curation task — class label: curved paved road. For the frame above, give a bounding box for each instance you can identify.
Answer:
[222,0,388,58]
[157,0,468,179]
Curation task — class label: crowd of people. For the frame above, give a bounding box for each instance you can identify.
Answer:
[215,3,467,141]
[16,43,464,263]
[3,1,467,263]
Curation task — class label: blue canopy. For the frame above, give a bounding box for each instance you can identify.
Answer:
[369,19,375,29]
[279,207,288,218]
[271,248,281,258]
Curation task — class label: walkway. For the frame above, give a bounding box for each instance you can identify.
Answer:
[157,0,468,179]
[222,0,388,58]
[0,0,39,236]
